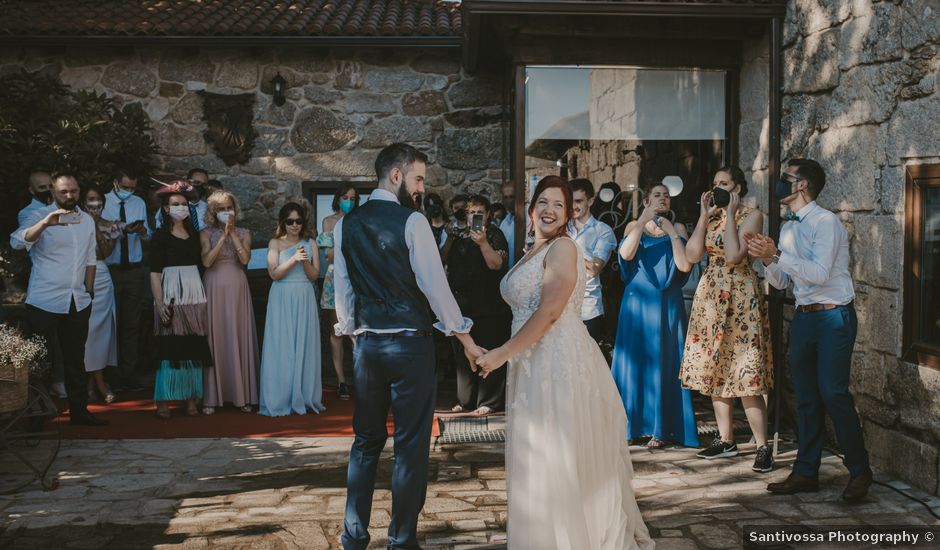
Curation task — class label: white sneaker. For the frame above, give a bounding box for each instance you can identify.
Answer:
[50,382,67,398]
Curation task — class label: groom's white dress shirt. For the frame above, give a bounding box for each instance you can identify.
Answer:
[332,188,473,337]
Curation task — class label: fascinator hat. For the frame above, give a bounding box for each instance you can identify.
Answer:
[153,178,199,201]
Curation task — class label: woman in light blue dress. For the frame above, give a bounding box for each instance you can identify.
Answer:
[259,202,324,416]
[612,184,698,449]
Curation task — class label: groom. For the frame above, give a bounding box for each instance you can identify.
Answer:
[334,142,484,549]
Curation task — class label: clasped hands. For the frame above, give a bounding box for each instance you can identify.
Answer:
[459,335,508,379]
[742,232,779,263]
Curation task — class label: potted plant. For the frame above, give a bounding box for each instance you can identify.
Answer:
[0,324,47,413]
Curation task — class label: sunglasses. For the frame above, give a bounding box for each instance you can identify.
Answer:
[284,219,304,226]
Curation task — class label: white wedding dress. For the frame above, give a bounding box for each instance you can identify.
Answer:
[500,237,655,550]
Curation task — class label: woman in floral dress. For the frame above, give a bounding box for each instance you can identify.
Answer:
[680,166,774,473]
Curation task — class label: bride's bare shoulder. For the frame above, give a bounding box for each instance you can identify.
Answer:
[545,236,578,265]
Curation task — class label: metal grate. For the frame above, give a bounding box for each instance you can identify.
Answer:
[437,416,506,444]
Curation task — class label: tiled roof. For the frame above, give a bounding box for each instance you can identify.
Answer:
[0,0,462,38]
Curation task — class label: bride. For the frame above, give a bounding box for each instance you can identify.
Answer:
[475,176,655,550]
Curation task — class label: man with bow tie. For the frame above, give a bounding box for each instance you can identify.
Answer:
[744,158,872,503]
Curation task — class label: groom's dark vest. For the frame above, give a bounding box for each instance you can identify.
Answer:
[341,199,432,332]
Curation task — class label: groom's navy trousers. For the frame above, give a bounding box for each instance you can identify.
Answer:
[789,304,870,479]
[342,332,436,550]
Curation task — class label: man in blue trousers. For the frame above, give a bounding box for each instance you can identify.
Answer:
[333,142,485,549]
[745,158,872,502]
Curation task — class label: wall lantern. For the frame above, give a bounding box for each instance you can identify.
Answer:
[270,72,287,106]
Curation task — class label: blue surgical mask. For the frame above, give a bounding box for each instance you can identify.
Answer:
[774,178,795,200]
[339,198,355,214]
[114,187,133,201]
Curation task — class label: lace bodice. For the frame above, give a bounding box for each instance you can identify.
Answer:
[500,236,586,331]
[206,227,249,265]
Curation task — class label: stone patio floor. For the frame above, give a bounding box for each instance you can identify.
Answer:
[2,436,939,549]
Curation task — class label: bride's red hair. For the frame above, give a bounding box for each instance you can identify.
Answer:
[528,175,574,240]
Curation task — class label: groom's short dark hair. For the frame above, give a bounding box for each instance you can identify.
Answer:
[375,143,428,183]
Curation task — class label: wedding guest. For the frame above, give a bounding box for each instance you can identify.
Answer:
[498,181,517,267]
[150,181,212,419]
[424,193,448,249]
[155,168,209,230]
[200,190,259,414]
[18,169,53,226]
[569,179,617,345]
[613,184,697,449]
[680,166,774,473]
[448,194,469,228]
[259,203,323,416]
[82,187,119,404]
[490,202,507,226]
[11,173,106,425]
[746,159,872,501]
[205,179,224,194]
[442,195,510,415]
[102,167,151,392]
[317,185,359,401]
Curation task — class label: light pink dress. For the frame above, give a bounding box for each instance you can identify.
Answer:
[202,227,259,407]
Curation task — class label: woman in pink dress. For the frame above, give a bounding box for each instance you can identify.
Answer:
[200,190,259,414]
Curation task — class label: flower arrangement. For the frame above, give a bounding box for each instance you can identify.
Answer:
[0,324,47,381]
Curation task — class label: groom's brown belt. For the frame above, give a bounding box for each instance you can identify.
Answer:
[360,330,434,338]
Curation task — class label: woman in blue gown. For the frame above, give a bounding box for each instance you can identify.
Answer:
[259,202,324,417]
[612,183,698,449]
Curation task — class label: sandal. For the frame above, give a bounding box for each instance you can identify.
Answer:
[473,406,494,416]
[450,405,465,413]
[202,406,215,416]
[239,405,253,413]
[104,392,115,404]
[646,438,666,451]
[155,408,171,420]
[186,405,200,417]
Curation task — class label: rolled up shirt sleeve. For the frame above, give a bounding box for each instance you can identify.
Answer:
[406,212,473,335]
[332,218,357,336]
[592,223,617,264]
[9,209,45,251]
[763,262,791,290]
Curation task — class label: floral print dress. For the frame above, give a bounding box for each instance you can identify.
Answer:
[679,206,773,397]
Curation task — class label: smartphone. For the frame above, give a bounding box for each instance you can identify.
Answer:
[470,213,484,232]
[125,220,143,232]
[59,211,82,225]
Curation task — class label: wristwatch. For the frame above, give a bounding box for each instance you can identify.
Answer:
[770,249,781,264]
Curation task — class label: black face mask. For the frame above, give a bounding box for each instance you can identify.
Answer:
[711,187,731,208]
[453,209,467,222]
[426,204,443,219]
[775,178,795,200]
[35,190,52,204]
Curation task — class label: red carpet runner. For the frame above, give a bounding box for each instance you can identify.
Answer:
[51,388,440,439]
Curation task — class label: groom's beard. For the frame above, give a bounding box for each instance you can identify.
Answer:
[397,185,418,210]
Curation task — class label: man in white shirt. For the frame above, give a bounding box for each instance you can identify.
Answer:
[745,158,871,502]
[17,169,53,226]
[334,143,484,550]
[102,168,151,390]
[498,181,517,267]
[570,179,618,345]
[10,173,107,426]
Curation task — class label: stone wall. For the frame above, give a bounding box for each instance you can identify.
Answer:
[0,46,508,242]
[776,0,940,493]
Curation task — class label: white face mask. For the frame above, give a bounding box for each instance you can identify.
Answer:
[168,205,190,221]
[85,201,103,214]
[216,211,232,224]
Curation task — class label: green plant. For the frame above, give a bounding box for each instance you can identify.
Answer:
[0,69,160,234]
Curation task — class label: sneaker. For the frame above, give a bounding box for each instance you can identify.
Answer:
[338,383,351,400]
[752,445,774,473]
[50,382,67,398]
[696,437,739,459]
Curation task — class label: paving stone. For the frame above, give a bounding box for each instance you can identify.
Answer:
[660,529,684,537]
[689,523,740,549]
